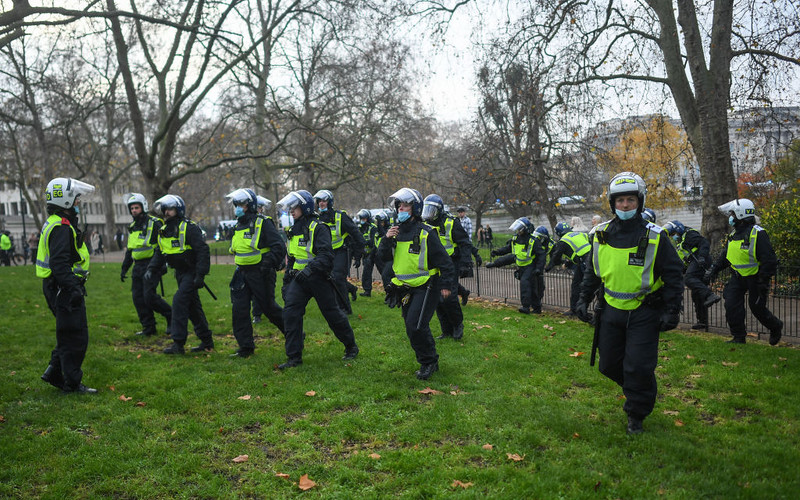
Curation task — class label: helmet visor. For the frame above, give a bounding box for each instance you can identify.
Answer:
[226,189,253,206]
[70,179,96,197]
[277,192,304,212]
[509,219,527,234]
[387,188,419,209]
[421,201,440,221]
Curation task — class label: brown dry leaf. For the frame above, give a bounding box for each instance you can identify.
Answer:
[569,351,585,357]
[418,387,443,395]
[298,474,316,491]
[358,314,363,320]
[452,480,473,489]
[572,433,580,439]
[137,354,141,359]
[119,395,132,402]
[10,371,15,376]
[663,410,680,416]
[0,415,5,423]
[135,401,146,407]
[502,317,511,321]
[305,390,316,397]
[369,453,381,459]
[219,427,224,433]
[779,357,787,361]
[492,353,499,358]
[674,420,685,427]
[507,453,525,462]
[108,385,115,391]
[275,473,290,479]
[238,394,251,400]
[482,443,493,450]
[686,355,694,359]
[721,361,739,367]
[232,454,249,463]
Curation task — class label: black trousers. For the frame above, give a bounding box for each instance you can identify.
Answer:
[331,249,352,313]
[281,273,357,362]
[131,259,172,334]
[361,254,382,292]
[723,273,782,339]
[231,266,284,351]
[43,280,89,390]
[684,259,715,324]
[435,290,463,336]
[400,284,440,365]
[598,304,660,420]
[170,269,212,345]
[569,262,585,313]
[519,265,543,312]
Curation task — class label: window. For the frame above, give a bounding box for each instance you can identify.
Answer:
[11,202,18,215]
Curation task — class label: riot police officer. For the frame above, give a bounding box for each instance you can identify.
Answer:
[641,208,657,224]
[706,199,783,344]
[252,195,282,323]
[120,193,172,337]
[313,190,366,314]
[276,190,359,369]
[37,177,97,393]
[356,209,381,297]
[546,222,591,316]
[421,194,472,340]
[662,220,721,330]
[576,172,684,434]
[226,189,287,357]
[486,217,546,314]
[147,195,214,355]
[378,188,455,380]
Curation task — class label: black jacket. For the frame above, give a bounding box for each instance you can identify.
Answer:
[318,209,366,260]
[148,216,210,277]
[286,214,334,276]
[47,210,85,291]
[121,213,164,275]
[710,221,778,279]
[233,213,286,269]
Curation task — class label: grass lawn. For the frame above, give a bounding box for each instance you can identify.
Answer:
[1,264,799,498]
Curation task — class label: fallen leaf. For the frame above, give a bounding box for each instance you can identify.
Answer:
[358,315,363,320]
[779,357,787,361]
[686,355,694,359]
[452,480,473,489]
[119,395,132,402]
[507,453,525,462]
[572,433,580,438]
[238,395,251,400]
[369,453,381,459]
[492,353,499,358]
[0,415,5,423]
[137,354,141,359]
[275,473,290,479]
[663,410,680,416]
[298,474,316,491]
[219,427,224,433]
[135,401,146,407]
[721,361,739,367]
[232,454,249,463]
[502,317,511,321]
[305,391,316,397]
[569,352,585,357]
[109,385,115,391]
[418,387,443,395]
[482,443,493,450]
[674,420,685,427]
[10,371,15,376]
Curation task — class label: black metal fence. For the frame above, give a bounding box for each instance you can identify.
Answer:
[456,264,799,341]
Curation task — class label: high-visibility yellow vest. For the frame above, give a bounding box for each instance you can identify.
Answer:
[287,221,319,270]
[591,222,664,310]
[321,211,346,250]
[229,217,266,265]
[361,222,378,254]
[437,217,456,256]
[391,227,440,288]
[127,215,160,260]
[512,236,533,267]
[158,220,193,255]
[561,231,590,263]
[727,226,762,277]
[0,233,10,250]
[36,214,90,280]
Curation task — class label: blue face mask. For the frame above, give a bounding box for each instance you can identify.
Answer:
[234,206,245,218]
[73,206,80,215]
[397,211,411,223]
[672,234,681,243]
[319,207,327,213]
[615,208,637,221]
[729,215,736,226]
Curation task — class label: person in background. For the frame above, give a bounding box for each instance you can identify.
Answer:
[486,217,546,314]
[591,214,603,228]
[485,225,493,249]
[570,216,589,233]
[642,208,657,224]
[356,209,381,297]
[456,207,472,241]
[28,231,40,265]
[0,230,11,266]
[546,221,591,316]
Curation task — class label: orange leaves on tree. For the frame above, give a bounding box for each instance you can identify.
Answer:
[452,480,473,489]
[298,474,316,491]
[232,455,249,463]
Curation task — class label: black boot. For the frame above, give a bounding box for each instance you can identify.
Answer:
[41,364,64,389]
[518,306,530,314]
[359,291,371,297]
[452,323,464,340]
[190,339,215,352]
[278,359,302,369]
[163,342,185,354]
[704,293,721,307]
[769,319,784,346]
[63,383,98,394]
[626,415,644,435]
[726,337,746,344]
[342,346,359,360]
[230,349,253,358]
[415,362,439,380]
[436,333,452,340]
[460,289,470,306]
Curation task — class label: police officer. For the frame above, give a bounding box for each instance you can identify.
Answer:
[705,199,783,344]
[486,217,546,314]
[0,230,11,266]
[147,195,214,354]
[37,177,97,393]
[641,208,657,224]
[576,172,684,434]
[251,195,281,323]
[378,188,455,380]
[226,189,287,357]
[276,190,359,368]
[313,190,366,314]
[662,220,721,331]
[421,194,471,340]
[120,193,172,337]
[546,222,591,316]
[356,209,381,297]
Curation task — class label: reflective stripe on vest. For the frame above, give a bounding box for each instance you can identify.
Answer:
[561,231,590,263]
[391,228,440,288]
[128,215,158,260]
[288,220,318,270]
[323,212,345,250]
[727,226,761,277]
[158,220,192,255]
[36,214,91,279]
[512,236,533,267]
[591,222,663,310]
[438,218,455,256]
[230,217,265,265]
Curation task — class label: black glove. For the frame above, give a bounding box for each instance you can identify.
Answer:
[532,269,542,276]
[353,258,361,269]
[485,261,496,269]
[575,299,592,323]
[120,273,127,283]
[475,256,483,267]
[490,249,500,257]
[143,269,153,283]
[756,276,771,301]
[68,287,84,308]
[295,266,313,284]
[513,269,520,280]
[193,275,205,290]
[659,309,681,332]
[545,264,553,273]
[703,266,717,285]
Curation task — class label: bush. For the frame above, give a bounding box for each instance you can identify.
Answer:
[761,197,800,267]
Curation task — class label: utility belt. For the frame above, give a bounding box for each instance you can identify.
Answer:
[384,282,412,309]
[641,289,665,309]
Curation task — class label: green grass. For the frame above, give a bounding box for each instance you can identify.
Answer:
[1,264,799,498]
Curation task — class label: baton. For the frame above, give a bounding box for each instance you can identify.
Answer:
[159,277,165,297]
[204,283,218,301]
[327,274,349,307]
[475,259,480,292]
[416,282,433,330]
